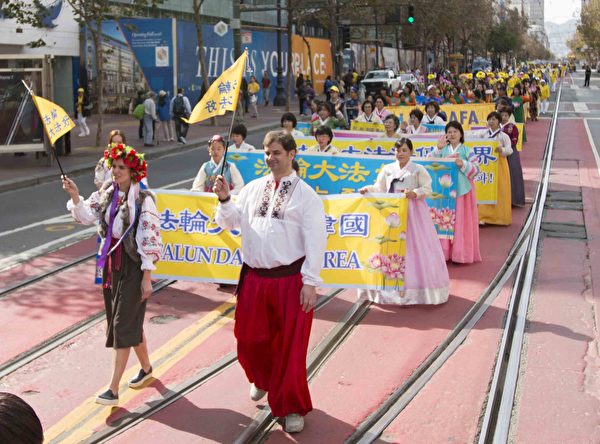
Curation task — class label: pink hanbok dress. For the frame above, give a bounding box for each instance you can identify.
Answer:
[358,161,449,305]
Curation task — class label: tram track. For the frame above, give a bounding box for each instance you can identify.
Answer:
[343,82,563,444]
[0,278,176,380]
[76,288,348,444]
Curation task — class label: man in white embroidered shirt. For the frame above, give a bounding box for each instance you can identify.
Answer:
[214,130,326,434]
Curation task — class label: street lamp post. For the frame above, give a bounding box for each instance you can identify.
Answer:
[273,0,286,106]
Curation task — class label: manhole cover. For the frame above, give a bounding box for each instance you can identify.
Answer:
[150,314,180,324]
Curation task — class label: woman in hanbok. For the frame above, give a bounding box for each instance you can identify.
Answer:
[511,84,529,142]
[358,138,449,305]
[354,100,383,124]
[469,111,513,225]
[429,122,481,263]
[62,143,163,405]
[499,107,525,207]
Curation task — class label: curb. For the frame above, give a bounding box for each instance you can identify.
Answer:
[0,122,277,193]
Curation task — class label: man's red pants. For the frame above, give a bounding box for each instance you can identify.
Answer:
[235,269,313,417]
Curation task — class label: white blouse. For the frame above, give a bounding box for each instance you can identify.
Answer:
[468,128,513,156]
[421,114,446,126]
[354,113,383,124]
[216,171,327,286]
[67,184,163,271]
[361,161,432,197]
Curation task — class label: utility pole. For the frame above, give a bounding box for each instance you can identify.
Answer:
[273,0,286,106]
[232,0,241,59]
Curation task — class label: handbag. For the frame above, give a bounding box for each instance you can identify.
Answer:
[132,104,145,120]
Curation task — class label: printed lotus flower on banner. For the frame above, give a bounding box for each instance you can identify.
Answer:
[438,174,453,188]
[385,212,401,228]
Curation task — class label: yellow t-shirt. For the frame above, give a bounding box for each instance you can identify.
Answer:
[248,82,260,95]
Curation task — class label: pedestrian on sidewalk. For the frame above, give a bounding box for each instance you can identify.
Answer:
[261,70,271,106]
[170,88,191,144]
[75,87,91,137]
[132,91,145,140]
[214,130,327,433]
[62,144,162,406]
[296,73,305,113]
[585,64,592,87]
[241,77,249,114]
[142,92,157,147]
[248,76,261,118]
[156,91,174,142]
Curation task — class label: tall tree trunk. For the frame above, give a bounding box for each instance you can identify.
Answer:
[193,0,216,125]
[301,34,314,85]
[328,0,338,77]
[91,21,103,148]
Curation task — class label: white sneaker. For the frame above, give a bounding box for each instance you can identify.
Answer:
[180,136,187,144]
[85,128,90,136]
[78,132,85,137]
[284,414,304,433]
[250,383,267,401]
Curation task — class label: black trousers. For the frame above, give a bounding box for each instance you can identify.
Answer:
[174,117,189,140]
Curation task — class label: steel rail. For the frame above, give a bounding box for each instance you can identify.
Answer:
[345,83,563,444]
[0,279,175,380]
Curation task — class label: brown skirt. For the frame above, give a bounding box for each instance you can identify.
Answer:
[102,245,146,348]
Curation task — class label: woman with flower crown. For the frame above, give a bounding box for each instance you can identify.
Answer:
[62,143,163,406]
[358,138,449,305]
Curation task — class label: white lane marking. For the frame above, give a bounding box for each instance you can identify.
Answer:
[0,214,73,239]
[584,119,600,178]
[573,102,590,113]
[591,85,599,90]
[0,227,97,272]
[571,84,580,90]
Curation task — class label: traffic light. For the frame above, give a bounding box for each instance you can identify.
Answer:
[407,5,415,24]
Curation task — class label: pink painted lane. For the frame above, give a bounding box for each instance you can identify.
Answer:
[263,119,550,442]
[512,118,600,442]
[109,290,359,444]
[0,236,97,292]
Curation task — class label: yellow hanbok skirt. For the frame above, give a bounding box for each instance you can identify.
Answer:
[478,155,512,226]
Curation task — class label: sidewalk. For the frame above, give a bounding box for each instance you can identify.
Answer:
[0,101,298,193]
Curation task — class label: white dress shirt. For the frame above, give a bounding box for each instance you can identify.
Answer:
[216,171,327,286]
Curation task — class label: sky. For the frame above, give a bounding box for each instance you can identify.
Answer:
[545,0,581,24]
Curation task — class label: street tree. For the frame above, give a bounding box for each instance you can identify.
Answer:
[578,0,600,62]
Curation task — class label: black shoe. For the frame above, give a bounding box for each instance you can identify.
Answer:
[129,366,153,388]
[143,143,154,147]
[95,389,118,406]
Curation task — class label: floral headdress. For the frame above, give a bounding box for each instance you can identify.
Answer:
[103,143,148,183]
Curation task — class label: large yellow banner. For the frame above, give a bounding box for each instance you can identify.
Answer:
[350,121,386,132]
[294,138,499,204]
[154,191,408,291]
[388,103,495,130]
[291,35,333,95]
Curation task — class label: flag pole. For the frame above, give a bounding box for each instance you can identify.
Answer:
[21,80,67,177]
[220,48,250,177]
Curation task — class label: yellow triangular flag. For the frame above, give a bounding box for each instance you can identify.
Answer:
[185,50,248,124]
[31,94,76,145]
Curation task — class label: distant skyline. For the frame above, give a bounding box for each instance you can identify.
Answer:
[545,0,580,23]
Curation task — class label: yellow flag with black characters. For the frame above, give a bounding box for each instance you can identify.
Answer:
[31,94,76,145]
[184,50,248,124]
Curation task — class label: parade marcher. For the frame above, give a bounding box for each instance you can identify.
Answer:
[511,84,529,142]
[358,138,449,305]
[429,122,481,264]
[539,79,550,115]
[382,114,402,139]
[192,135,244,194]
[550,68,558,93]
[75,87,91,137]
[400,108,427,135]
[422,101,445,125]
[94,130,127,190]
[499,107,526,207]
[374,96,392,121]
[469,111,513,226]
[228,124,256,151]
[142,91,157,147]
[308,126,338,154]
[262,70,272,105]
[310,102,346,134]
[156,90,174,143]
[281,112,305,139]
[354,100,383,124]
[213,130,327,433]
[248,75,261,118]
[170,88,191,144]
[62,143,162,405]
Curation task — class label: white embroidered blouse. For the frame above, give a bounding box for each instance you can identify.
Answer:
[216,171,327,286]
[468,128,513,156]
[361,161,432,197]
[66,183,163,271]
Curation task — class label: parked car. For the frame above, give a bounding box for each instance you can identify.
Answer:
[360,69,400,96]
[397,73,419,92]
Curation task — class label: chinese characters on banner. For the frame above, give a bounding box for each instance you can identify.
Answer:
[153,191,408,291]
[30,94,76,145]
[227,151,459,240]
[289,138,499,204]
